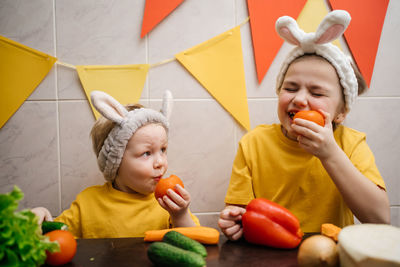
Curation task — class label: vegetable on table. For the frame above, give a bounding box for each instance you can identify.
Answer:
[163,231,207,258]
[147,242,206,267]
[321,223,341,242]
[154,175,184,200]
[338,224,400,267]
[0,186,59,266]
[242,198,303,249]
[42,221,68,234]
[297,234,339,267]
[144,226,220,244]
[45,230,77,266]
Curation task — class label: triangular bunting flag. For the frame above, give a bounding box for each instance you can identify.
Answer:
[0,35,57,128]
[140,0,185,38]
[176,26,250,131]
[329,0,389,86]
[297,0,342,49]
[247,0,306,84]
[76,64,149,119]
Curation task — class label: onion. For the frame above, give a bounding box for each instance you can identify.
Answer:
[297,234,339,267]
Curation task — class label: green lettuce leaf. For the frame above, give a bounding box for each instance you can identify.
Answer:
[0,186,59,267]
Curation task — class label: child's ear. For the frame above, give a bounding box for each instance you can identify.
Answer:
[333,111,347,124]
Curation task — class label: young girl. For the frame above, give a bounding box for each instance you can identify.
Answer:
[33,90,199,238]
[219,10,390,240]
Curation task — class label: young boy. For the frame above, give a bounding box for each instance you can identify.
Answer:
[33,90,199,238]
[219,10,390,240]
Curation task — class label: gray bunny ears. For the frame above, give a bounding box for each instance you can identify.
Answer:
[275,10,358,112]
[90,90,173,182]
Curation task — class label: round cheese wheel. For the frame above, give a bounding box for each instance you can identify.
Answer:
[338,224,400,267]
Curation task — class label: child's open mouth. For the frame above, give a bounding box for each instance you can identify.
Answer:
[288,111,296,120]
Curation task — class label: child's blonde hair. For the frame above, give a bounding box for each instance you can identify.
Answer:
[90,104,143,157]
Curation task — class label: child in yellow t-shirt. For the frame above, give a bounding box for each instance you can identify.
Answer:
[32,90,199,238]
[219,10,390,239]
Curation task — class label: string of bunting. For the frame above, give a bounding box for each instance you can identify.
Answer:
[0,0,389,130]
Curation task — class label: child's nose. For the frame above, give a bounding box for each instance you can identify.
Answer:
[153,154,165,168]
[292,90,308,107]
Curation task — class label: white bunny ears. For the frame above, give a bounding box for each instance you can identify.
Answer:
[90,90,173,182]
[275,10,358,111]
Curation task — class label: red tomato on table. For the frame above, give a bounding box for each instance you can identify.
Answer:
[45,230,77,266]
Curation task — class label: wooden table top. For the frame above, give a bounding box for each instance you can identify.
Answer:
[48,234,307,267]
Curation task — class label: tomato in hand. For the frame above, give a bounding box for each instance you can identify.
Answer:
[154,175,184,200]
[45,230,77,266]
[293,110,324,126]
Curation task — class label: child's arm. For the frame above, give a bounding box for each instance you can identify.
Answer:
[31,207,53,224]
[157,184,197,227]
[218,205,246,241]
[292,110,390,224]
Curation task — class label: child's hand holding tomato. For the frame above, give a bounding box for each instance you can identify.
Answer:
[155,175,193,224]
[291,110,340,159]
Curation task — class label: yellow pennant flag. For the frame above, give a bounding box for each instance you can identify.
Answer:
[297,0,342,49]
[176,26,250,131]
[76,64,149,119]
[0,36,57,128]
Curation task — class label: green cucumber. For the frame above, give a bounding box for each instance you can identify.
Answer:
[162,231,207,257]
[41,221,68,234]
[147,242,206,267]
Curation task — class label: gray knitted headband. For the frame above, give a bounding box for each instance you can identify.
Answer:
[90,90,173,182]
[275,10,358,112]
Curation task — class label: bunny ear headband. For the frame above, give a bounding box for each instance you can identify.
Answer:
[275,10,358,111]
[90,90,173,182]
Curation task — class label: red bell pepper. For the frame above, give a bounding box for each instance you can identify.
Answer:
[242,198,303,249]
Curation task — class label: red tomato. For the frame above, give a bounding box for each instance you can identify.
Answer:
[293,110,325,126]
[154,175,184,200]
[45,230,77,266]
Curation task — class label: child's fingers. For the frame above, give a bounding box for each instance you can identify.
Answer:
[218,218,236,229]
[230,227,243,241]
[224,224,241,238]
[174,184,190,201]
[157,197,168,209]
[220,208,242,221]
[166,189,189,208]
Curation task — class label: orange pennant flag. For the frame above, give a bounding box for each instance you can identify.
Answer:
[0,36,57,128]
[329,0,389,86]
[247,0,307,84]
[77,64,149,119]
[176,26,250,131]
[141,0,185,38]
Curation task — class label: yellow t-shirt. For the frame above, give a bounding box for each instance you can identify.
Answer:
[225,124,385,232]
[55,182,200,238]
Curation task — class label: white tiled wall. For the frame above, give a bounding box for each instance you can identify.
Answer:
[1,0,399,228]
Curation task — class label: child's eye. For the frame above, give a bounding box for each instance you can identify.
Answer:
[284,87,297,92]
[142,151,151,157]
[161,147,167,154]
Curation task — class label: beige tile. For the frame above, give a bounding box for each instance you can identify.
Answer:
[58,101,104,213]
[0,102,59,211]
[0,0,56,100]
[391,207,400,227]
[367,0,400,97]
[344,98,400,206]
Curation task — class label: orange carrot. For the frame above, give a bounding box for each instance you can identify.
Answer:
[321,223,342,242]
[144,226,220,244]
